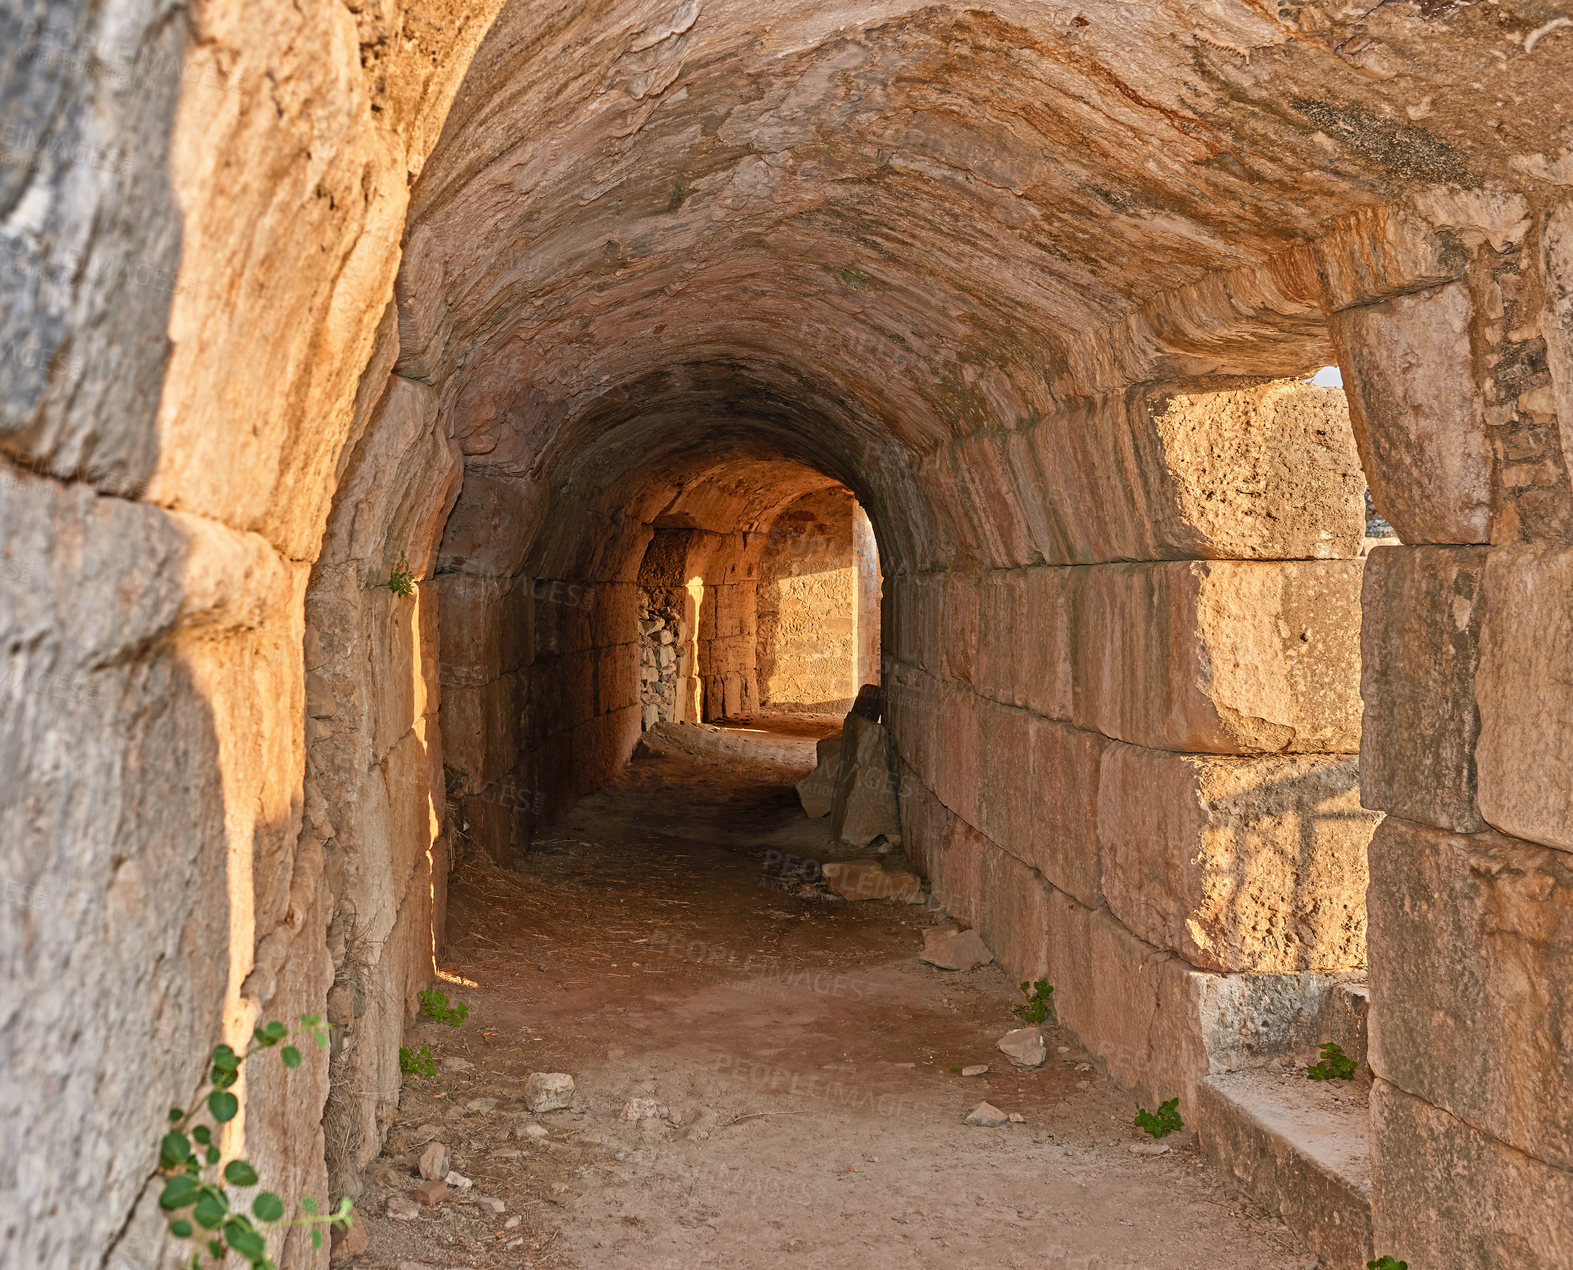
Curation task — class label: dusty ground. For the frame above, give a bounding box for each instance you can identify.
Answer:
[347,717,1314,1270]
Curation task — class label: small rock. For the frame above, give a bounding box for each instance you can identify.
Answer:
[328,1218,369,1264]
[417,1141,451,1181]
[964,1102,1009,1127]
[412,1122,443,1143]
[465,1097,498,1113]
[1075,1079,1091,1091]
[821,859,923,903]
[996,1027,1047,1068]
[505,1216,521,1230]
[919,927,994,971]
[414,1179,448,1207]
[522,1123,550,1140]
[477,1196,506,1213]
[445,1170,473,1190]
[618,1096,669,1122]
[1130,1141,1171,1156]
[439,1057,473,1073]
[524,1072,576,1112]
[680,1107,721,1141]
[385,1194,420,1221]
[961,1064,989,1077]
[1008,1112,1026,1124]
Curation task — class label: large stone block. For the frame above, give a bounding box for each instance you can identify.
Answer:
[1099,744,1375,972]
[440,673,521,786]
[976,841,1053,984]
[976,571,1027,706]
[1133,378,1365,561]
[1026,717,1103,908]
[1048,901,1355,1122]
[931,680,981,825]
[1021,566,1074,721]
[931,817,985,929]
[1367,816,1573,1170]
[1332,280,1492,544]
[1477,542,1573,852]
[1371,1080,1573,1270]
[830,714,901,847]
[1360,545,1486,832]
[1071,560,1363,754]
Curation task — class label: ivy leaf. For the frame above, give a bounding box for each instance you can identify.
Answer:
[207,1238,223,1260]
[299,1014,322,1028]
[314,1031,329,1049]
[224,1219,267,1263]
[208,1090,239,1123]
[170,1219,193,1239]
[160,1132,192,1168]
[224,1160,259,1187]
[168,1107,184,1123]
[299,1196,317,1216]
[192,1125,212,1146]
[159,1176,201,1210]
[261,1021,287,1044]
[211,1044,240,1072]
[252,1192,285,1222]
[193,1190,228,1230]
[311,1228,324,1251]
[281,1046,301,1069]
[205,1146,220,1166]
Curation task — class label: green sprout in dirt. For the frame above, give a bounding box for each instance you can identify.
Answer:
[158,1015,352,1268]
[1013,979,1055,1025]
[1307,1041,1359,1081]
[385,556,417,598]
[418,988,468,1027]
[1134,1097,1184,1139]
[399,1045,436,1079]
[1368,1258,1408,1270]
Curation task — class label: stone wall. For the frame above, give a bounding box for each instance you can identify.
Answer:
[756,488,860,712]
[888,374,1381,1121]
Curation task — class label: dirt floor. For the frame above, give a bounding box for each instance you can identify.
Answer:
[346,716,1315,1270]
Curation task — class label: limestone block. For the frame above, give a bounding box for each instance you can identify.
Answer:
[976,699,1033,855]
[440,675,520,786]
[1026,717,1104,908]
[1071,560,1363,754]
[1332,280,1492,544]
[1021,566,1073,721]
[976,842,1053,984]
[976,571,1027,706]
[1313,205,1464,312]
[796,736,842,818]
[1133,378,1365,561]
[1098,744,1376,973]
[596,643,640,714]
[1366,817,1573,1170]
[941,573,978,685]
[1021,394,1148,563]
[821,860,923,902]
[1546,202,1573,479]
[932,817,986,929]
[1371,1080,1573,1270]
[1360,545,1486,832]
[830,714,901,847]
[435,470,538,576]
[931,680,981,825]
[1477,542,1573,852]
[1047,899,1357,1122]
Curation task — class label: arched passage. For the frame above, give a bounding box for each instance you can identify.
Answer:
[5,2,1573,1267]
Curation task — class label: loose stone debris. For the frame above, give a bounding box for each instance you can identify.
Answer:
[919,926,995,970]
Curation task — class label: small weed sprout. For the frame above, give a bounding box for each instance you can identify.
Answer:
[418,988,468,1027]
[1134,1097,1184,1139]
[1368,1258,1408,1270]
[1013,979,1056,1025]
[158,1016,352,1267]
[385,556,417,597]
[1307,1042,1358,1081]
[399,1045,436,1078]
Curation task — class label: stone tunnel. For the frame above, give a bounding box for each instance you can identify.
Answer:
[3,1,1573,1266]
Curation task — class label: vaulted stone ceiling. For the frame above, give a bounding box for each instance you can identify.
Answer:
[390,0,1571,572]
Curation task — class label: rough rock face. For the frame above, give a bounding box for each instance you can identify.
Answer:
[5,1,1573,1266]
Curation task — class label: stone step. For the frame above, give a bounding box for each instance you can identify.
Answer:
[1198,1069,1374,1269]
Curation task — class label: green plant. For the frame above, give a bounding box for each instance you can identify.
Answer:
[385,556,416,597]
[158,1016,352,1268]
[1133,1097,1184,1139]
[1013,979,1056,1025]
[1307,1041,1359,1081]
[399,1045,435,1079]
[1368,1258,1408,1269]
[418,988,468,1027]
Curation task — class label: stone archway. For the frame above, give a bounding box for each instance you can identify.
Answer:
[5,3,1573,1267]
